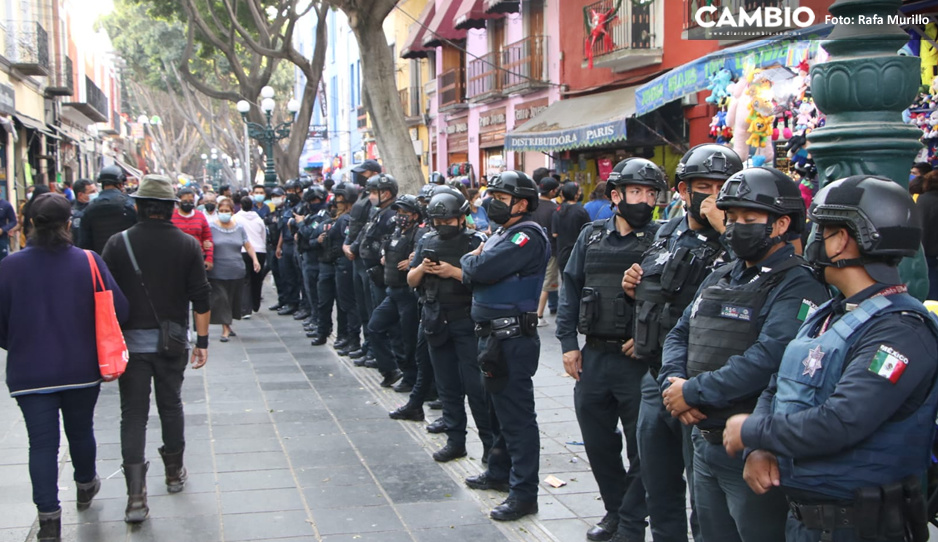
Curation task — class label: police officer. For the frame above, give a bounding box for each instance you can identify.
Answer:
[329,183,363,356]
[407,186,494,462]
[295,186,329,338]
[556,158,663,542]
[343,160,382,361]
[461,171,549,521]
[367,194,421,388]
[274,180,304,315]
[723,176,938,542]
[78,165,137,254]
[289,182,315,322]
[659,167,829,542]
[623,143,742,542]
[265,187,287,311]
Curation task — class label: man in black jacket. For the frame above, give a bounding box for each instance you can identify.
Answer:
[102,175,211,525]
[79,165,136,253]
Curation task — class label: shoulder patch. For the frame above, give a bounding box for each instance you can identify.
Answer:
[510,232,529,247]
[868,345,909,384]
[797,299,818,322]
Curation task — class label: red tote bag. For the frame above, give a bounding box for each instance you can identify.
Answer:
[85,251,129,381]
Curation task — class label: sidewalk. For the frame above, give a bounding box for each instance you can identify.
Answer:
[0,300,612,542]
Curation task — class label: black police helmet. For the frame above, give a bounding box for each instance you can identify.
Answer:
[365,174,399,198]
[426,186,470,220]
[486,170,539,212]
[605,158,667,199]
[428,171,446,185]
[284,179,302,192]
[717,167,806,234]
[675,144,743,186]
[391,194,421,215]
[299,176,313,190]
[809,175,921,262]
[303,186,327,203]
[97,165,126,186]
[417,183,436,201]
[333,182,359,205]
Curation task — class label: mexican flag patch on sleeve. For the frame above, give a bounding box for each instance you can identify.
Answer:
[510,232,530,247]
[868,345,909,384]
[797,299,818,322]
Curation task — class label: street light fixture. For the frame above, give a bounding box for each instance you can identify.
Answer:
[236,90,300,188]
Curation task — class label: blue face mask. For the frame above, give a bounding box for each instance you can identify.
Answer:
[218,212,232,223]
[87,192,98,202]
[911,173,917,182]
[253,194,265,203]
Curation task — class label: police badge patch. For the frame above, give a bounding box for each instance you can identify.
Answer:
[802,345,824,378]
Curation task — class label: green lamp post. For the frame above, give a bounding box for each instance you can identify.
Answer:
[237,86,300,189]
[807,0,928,299]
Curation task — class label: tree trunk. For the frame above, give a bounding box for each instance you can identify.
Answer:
[346,8,423,196]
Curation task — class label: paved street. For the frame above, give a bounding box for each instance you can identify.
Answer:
[0,292,619,542]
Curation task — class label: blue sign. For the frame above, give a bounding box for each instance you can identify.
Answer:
[505,119,627,153]
[635,24,833,115]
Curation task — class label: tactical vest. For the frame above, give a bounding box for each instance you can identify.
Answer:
[359,206,392,262]
[773,293,938,500]
[578,220,653,340]
[473,221,550,315]
[85,195,136,253]
[383,226,417,288]
[318,217,341,264]
[634,218,726,362]
[265,209,282,247]
[686,256,805,421]
[419,230,475,307]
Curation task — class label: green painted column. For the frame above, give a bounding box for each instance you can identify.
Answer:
[807,0,928,299]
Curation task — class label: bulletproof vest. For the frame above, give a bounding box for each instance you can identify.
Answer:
[383,225,417,288]
[419,230,474,307]
[279,206,296,244]
[318,216,341,264]
[265,208,282,246]
[359,206,393,262]
[85,194,136,253]
[473,220,550,315]
[298,209,328,254]
[775,293,938,501]
[634,218,727,362]
[686,255,805,422]
[346,198,372,244]
[578,220,653,340]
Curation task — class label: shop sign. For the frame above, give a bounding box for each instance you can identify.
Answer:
[308,124,328,139]
[505,119,626,153]
[479,108,506,131]
[514,98,549,123]
[445,121,468,135]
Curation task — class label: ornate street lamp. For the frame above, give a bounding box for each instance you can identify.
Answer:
[237,86,300,189]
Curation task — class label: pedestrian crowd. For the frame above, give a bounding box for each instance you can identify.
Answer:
[3,147,938,542]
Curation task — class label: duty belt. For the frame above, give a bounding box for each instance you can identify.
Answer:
[788,500,856,531]
[698,428,724,445]
[585,336,625,354]
[475,313,537,339]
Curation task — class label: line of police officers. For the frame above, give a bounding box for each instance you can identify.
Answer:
[259,147,938,540]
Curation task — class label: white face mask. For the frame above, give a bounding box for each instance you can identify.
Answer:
[473,198,482,207]
[26,192,33,200]
[272,197,284,207]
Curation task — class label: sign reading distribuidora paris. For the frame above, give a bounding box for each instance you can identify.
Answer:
[688,4,817,39]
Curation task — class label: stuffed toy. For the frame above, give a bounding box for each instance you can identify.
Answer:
[705,69,734,106]
[746,114,773,149]
[726,78,753,161]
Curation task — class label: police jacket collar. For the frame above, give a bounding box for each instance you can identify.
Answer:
[832,282,893,316]
[730,243,794,283]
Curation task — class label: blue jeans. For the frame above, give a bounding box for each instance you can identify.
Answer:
[692,427,787,542]
[427,317,493,449]
[638,371,700,542]
[784,513,904,542]
[16,385,100,513]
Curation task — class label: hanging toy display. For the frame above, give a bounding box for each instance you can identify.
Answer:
[583,0,623,69]
[705,69,734,106]
[709,110,732,144]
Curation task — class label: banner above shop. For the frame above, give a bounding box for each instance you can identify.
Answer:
[635,23,833,115]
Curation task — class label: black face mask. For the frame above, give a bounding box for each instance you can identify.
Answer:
[286,193,300,205]
[436,224,462,240]
[204,203,216,213]
[179,202,195,213]
[617,201,654,229]
[725,221,778,262]
[395,214,415,230]
[688,191,711,226]
[488,198,514,226]
[307,201,325,214]
[804,231,849,284]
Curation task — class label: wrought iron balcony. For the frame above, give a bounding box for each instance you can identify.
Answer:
[467,52,502,104]
[501,35,549,95]
[439,68,467,112]
[582,0,662,72]
[64,76,108,123]
[399,86,422,125]
[357,105,368,129]
[7,21,49,76]
[46,56,74,97]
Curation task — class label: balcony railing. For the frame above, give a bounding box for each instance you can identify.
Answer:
[501,35,549,94]
[467,52,501,102]
[684,0,792,32]
[583,0,656,58]
[357,105,367,129]
[46,56,74,97]
[64,76,108,123]
[439,68,465,110]
[398,87,409,115]
[6,21,49,76]
[409,86,421,118]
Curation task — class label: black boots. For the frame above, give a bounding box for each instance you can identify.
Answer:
[432,443,467,463]
[76,475,101,510]
[122,462,149,523]
[490,498,538,521]
[37,508,61,541]
[389,403,425,421]
[158,446,188,493]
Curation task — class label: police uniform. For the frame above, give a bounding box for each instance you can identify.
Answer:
[298,203,330,334]
[461,216,549,507]
[414,225,494,458]
[277,198,303,310]
[78,187,137,254]
[295,201,325,321]
[404,215,439,407]
[345,195,374,356]
[634,215,730,542]
[264,198,286,307]
[332,209,362,353]
[555,215,657,541]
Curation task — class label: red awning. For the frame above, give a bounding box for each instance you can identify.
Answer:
[423,0,466,48]
[454,0,496,30]
[401,1,436,59]
[484,0,519,14]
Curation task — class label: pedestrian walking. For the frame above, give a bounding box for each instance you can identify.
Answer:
[171,187,214,270]
[101,174,212,523]
[235,196,268,315]
[209,198,261,341]
[531,171,560,324]
[0,193,129,541]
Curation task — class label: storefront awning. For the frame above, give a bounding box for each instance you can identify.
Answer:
[455,0,497,30]
[113,158,144,180]
[484,0,519,14]
[401,1,436,59]
[423,0,466,48]
[505,87,636,153]
[14,114,57,138]
[635,23,834,115]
